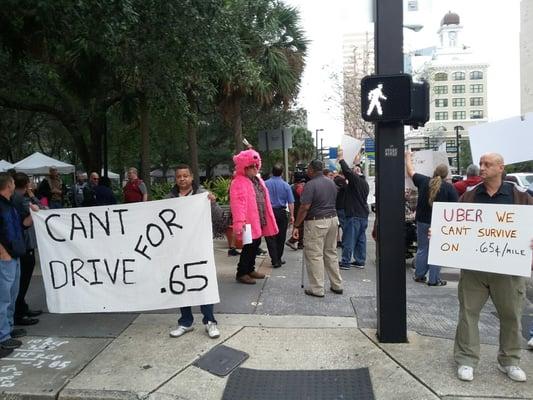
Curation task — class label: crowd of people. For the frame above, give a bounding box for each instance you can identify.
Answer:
[1,148,532,384]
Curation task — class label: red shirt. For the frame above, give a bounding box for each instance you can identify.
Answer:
[454,176,483,196]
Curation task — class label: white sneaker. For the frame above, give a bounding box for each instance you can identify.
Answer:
[457,365,474,381]
[497,364,527,382]
[205,321,220,338]
[527,337,533,350]
[169,325,193,338]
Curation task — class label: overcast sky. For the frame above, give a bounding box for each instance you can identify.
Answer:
[285,0,522,146]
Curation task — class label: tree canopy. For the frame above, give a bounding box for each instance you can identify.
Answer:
[0,0,310,180]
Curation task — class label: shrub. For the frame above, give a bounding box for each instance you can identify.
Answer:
[151,181,174,200]
[204,176,231,205]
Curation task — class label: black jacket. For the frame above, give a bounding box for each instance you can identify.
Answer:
[339,159,369,218]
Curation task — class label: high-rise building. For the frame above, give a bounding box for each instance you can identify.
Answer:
[406,12,489,173]
[521,0,533,114]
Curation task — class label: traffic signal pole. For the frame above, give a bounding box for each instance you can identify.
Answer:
[374,0,407,342]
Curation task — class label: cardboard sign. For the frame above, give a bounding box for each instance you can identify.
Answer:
[31,193,220,313]
[428,202,533,277]
[469,113,533,165]
[406,150,450,189]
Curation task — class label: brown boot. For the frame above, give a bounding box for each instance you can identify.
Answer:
[249,271,265,279]
[236,274,256,284]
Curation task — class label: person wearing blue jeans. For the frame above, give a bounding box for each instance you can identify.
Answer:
[0,172,36,355]
[340,216,356,269]
[166,165,221,339]
[353,217,368,266]
[337,150,369,270]
[406,152,458,286]
[0,259,20,345]
[414,222,441,284]
[179,305,215,326]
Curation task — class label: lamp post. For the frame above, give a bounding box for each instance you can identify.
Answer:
[315,128,324,159]
[454,125,464,174]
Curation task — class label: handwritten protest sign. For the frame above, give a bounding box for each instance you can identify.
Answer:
[31,193,220,313]
[428,202,533,277]
[406,150,450,189]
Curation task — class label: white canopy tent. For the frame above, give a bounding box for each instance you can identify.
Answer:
[13,152,75,175]
[0,159,14,172]
[101,169,120,181]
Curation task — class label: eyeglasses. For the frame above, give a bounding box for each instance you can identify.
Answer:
[247,164,259,169]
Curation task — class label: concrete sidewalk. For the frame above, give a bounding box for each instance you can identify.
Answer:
[1,233,532,399]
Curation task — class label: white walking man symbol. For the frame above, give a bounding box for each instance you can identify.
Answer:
[366,83,388,116]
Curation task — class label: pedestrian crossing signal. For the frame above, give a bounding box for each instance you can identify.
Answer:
[361,74,429,127]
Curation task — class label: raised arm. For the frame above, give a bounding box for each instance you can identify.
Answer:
[405,151,415,178]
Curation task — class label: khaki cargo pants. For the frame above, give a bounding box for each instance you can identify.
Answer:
[303,217,342,296]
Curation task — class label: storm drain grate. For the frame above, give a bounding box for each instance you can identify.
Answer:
[222,367,374,400]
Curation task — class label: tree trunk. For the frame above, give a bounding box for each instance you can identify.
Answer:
[186,92,200,186]
[88,111,106,173]
[139,93,151,194]
[186,118,200,187]
[205,165,213,179]
[220,94,243,153]
[230,96,243,153]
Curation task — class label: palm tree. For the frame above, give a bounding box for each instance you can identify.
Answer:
[288,127,315,165]
[219,0,308,152]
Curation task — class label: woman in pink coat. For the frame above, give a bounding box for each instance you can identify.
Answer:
[230,149,278,284]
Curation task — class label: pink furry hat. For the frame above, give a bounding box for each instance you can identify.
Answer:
[233,149,262,176]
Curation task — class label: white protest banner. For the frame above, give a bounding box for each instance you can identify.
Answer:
[341,135,364,167]
[428,202,533,277]
[469,113,533,166]
[406,150,450,189]
[31,193,220,313]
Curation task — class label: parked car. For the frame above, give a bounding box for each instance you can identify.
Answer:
[506,173,533,189]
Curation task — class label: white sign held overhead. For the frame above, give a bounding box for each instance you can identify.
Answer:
[469,113,533,165]
[406,150,450,189]
[428,202,533,277]
[340,135,364,166]
[31,194,220,313]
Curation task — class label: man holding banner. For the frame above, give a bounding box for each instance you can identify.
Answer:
[453,153,533,383]
[166,165,223,339]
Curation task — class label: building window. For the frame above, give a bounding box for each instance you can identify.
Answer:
[470,110,484,119]
[470,84,483,93]
[452,85,465,94]
[435,112,448,120]
[434,85,448,94]
[470,97,483,106]
[452,71,465,80]
[453,111,466,120]
[470,71,483,80]
[452,98,465,107]
[434,72,448,81]
[435,99,448,107]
